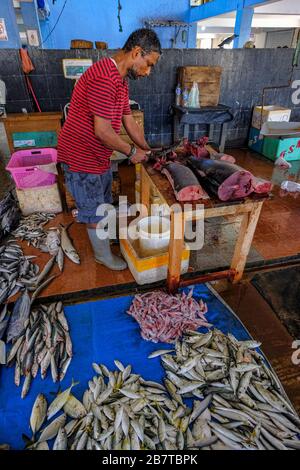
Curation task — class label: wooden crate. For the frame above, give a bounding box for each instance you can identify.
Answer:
[95,41,108,50]
[1,112,62,154]
[178,66,222,107]
[70,39,93,49]
[120,110,144,144]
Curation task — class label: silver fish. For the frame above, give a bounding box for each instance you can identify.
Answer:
[30,394,47,436]
[60,224,80,264]
[38,414,67,442]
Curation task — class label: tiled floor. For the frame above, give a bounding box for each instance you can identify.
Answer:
[1,149,300,411]
[2,148,299,301]
[231,149,300,260]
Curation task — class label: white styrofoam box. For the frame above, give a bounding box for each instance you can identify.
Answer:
[120,237,189,285]
[252,105,291,130]
[260,121,300,137]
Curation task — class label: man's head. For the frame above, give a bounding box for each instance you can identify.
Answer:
[122,29,162,80]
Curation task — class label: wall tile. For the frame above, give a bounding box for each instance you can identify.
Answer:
[0,48,299,147]
[6,99,33,113]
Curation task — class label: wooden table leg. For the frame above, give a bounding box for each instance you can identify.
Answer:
[174,115,180,143]
[230,202,263,283]
[167,205,184,294]
[209,123,214,142]
[140,164,151,215]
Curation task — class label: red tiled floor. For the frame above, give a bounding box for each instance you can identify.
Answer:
[229,149,300,260]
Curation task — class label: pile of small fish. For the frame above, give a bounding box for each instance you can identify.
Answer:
[24,353,300,451]
[0,444,10,450]
[7,301,72,398]
[0,244,61,366]
[127,290,211,343]
[25,362,207,450]
[12,214,80,269]
[37,223,80,269]
[152,328,300,450]
[12,213,56,248]
[0,240,38,305]
[0,191,21,242]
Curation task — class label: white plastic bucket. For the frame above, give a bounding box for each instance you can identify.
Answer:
[138,216,170,255]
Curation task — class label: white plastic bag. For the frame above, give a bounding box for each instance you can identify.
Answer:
[280,180,300,192]
[188,82,200,108]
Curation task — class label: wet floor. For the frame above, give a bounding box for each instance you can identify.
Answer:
[1,148,300,411]
[217,277,300,414]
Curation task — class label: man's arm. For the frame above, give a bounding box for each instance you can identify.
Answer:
[94,115,132,155]
[122,114,150,151]
[94,116,148,163]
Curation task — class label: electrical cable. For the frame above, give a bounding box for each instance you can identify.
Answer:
[41,0,68,45]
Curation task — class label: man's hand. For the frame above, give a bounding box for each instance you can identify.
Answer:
[130,148,150,164]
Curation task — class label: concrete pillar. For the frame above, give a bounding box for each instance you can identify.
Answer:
[233,2,254,48]
[187,22,198,48]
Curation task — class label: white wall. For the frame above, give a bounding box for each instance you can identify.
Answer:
[254,32,267,48]
[265,29,294,48]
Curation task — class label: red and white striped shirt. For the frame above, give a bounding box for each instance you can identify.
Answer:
[58,57,131,174]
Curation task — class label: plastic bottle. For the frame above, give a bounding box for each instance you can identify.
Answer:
[175,83,181,106]
[280,180,300,192]
[188,81,200,108]
[182,87,189,107]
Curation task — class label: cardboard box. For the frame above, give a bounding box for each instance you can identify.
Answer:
[252,106,291,130]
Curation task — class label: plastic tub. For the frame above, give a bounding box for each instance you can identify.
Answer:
[6,148,57,189]
[138,216,170,255]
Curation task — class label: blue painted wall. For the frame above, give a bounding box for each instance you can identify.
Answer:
[20,1,42,43]
[0,0,42,49]
[0,0,20,48]
[39,0,197,49]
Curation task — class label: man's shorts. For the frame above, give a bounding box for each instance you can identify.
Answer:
[62,164,113,224]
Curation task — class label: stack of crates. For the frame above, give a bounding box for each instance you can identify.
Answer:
[248,106,291,156]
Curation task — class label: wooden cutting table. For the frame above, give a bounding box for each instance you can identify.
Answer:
[140,161,267,293]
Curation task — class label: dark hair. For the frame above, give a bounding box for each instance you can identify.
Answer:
[123,28,162,55]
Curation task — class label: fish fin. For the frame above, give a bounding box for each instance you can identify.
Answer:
[22,433,34,448]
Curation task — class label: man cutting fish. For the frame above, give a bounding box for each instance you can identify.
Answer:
[58,29,161,270]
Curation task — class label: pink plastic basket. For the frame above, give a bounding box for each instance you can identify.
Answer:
[6,148,57,189]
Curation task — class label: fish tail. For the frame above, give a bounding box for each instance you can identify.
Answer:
[71,378,80,388]
[60,222,73,231]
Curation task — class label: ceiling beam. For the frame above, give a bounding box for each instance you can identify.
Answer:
[187,0,282,23]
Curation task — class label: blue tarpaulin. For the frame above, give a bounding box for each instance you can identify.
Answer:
[0,284,257,449]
